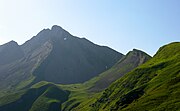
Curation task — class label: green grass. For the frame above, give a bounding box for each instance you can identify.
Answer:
[30,85,70,111]
[0,42,178,111]
[0,84,70,111]
[15,75,35,90]
[0,90,26,106]
[0,47,152,111]
[75,42,180,111]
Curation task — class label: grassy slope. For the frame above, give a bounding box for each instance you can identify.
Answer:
[59,49,151,110]
[89,49,151,92]
[75,42,180,111]
[0,83,70,111]
[30,84,70,111]
[0,49,151,111]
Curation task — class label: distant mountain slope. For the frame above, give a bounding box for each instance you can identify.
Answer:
[0,41,24,66]
[0,25,123,93]
[89,49,151,92]
[0,49,151,111]
[0,48,151,111]
[0,34,53,92]
[31,25,123,84]
[76,42,180,111]
[60,49,151,110]
[1,26,178,111]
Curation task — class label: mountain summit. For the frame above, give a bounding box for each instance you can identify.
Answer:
[0,25,178,111]
[0,25,123,91]
[0,41,24,66]
[31,25,123,84]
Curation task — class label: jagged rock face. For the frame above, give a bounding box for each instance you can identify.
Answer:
[0,41,24,66]
[21,25,68,55]
[89,49,151,92]
[32,25,123,84]
[0,25,123,89]
[117,49,151,68]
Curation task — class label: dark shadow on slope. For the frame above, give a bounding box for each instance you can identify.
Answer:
[45,86,70,111]
[0,84,70,111]
[32,36,123,84]
[0,85,50,111]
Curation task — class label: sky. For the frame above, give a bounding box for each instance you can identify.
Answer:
[0,0,179,56]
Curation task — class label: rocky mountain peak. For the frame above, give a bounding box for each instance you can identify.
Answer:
[0,40,19,52]
[2,40,18,47]
[0,40,24,66]
[51,25,63,31]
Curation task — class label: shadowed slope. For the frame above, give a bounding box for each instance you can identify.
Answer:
[0,84,70,111]
[0,25,123,94]
[32,25,123,84]
[76,42,180,111]
[59,49,151,110]
[0,41,24,66]
[89,49,151,92]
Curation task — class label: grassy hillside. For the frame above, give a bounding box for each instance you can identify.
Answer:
[54,49,151,111]
[0,25,123,97]
[1,42,178,111]
[0,83,69,111]
[89,49,151,92]
[75,42,180,111]
[0,49,150,111]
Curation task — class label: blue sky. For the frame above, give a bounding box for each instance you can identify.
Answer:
[0,0,179,56]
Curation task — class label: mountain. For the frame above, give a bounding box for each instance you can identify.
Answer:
[0,25,123,93]
[76,42,180,111]
[0,41,24,66]
[1,25,178,111]
[0,49,151,111]
[24,25,123,84]
[60,49,151,111]
[89,49,151,92]
[1,42,178,111]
